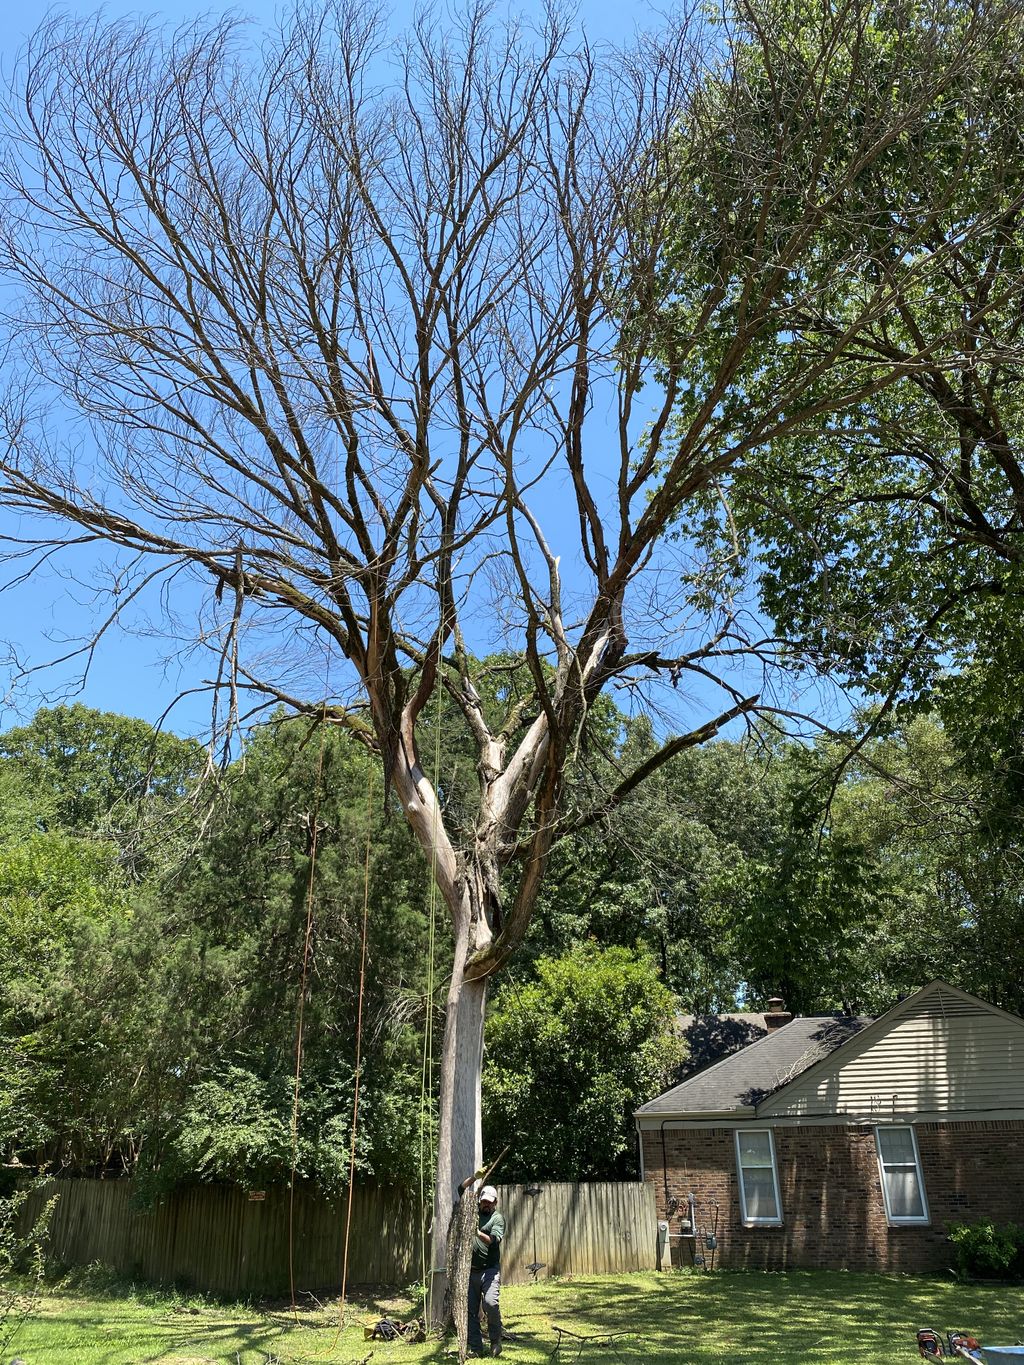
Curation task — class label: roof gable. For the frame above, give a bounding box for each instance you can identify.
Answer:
[636,982,1024,1123]
[758,980,1024,1119]
[636,1014,870,1118]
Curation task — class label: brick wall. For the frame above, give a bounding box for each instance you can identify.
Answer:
[641,1120,1024,1274]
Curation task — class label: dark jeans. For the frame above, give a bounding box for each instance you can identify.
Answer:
[468,1266,502,1351]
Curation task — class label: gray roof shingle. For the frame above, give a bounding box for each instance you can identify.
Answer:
[637,1015,872,1116]
[674,1013,768,1077]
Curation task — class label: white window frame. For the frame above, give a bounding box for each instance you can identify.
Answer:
[734,1129,783,1227]
[874,1124,930,1227]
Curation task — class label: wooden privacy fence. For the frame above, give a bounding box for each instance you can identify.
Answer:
[17,1178,657,1297]
[497,1182,656,1281]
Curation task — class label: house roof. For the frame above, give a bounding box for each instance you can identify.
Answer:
[674,1013,767,1077]
[754,979,1024,1119]
[636,1013,872,1117]
[640,981,1024,1122]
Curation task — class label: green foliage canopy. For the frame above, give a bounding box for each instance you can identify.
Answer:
[482,946,685,1182]
[663,0,1024,720]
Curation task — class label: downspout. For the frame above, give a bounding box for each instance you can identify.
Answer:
[658,1119,673,1273]
[660,1119,672,1207]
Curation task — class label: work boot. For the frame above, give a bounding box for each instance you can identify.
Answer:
[491,1346,502,1357]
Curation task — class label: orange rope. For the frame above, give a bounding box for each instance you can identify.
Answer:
[338,756,374,1323]
[285,716,376,1359]
[288,703,330,1320]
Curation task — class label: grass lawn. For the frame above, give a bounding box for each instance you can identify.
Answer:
[4,1267,1024,1364]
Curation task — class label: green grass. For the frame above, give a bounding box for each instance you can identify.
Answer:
[3,1267,1024,1364]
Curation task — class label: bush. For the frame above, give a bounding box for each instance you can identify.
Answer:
[948,1219,1024,1281]
[0,1180,58,1357]
[482,945,686,1182]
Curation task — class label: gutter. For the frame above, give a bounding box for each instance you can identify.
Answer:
[635,1108,755,1126]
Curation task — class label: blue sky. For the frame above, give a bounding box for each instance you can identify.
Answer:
[0,0,844,747]
[0,0,676,740]
[0,0,721,747]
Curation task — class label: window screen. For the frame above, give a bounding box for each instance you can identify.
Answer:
[735,1130,782,1225]
[875,1126,929,1225]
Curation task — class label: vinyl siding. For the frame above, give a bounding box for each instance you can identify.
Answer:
[759,983,1024,1118]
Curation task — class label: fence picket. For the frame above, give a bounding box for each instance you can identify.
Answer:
[15,1177,656,1294]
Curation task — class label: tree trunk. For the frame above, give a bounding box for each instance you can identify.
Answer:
[429,967,487,1324]
[390,735,499,1325]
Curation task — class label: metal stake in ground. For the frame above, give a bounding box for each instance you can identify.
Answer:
[524,1185,546,1281]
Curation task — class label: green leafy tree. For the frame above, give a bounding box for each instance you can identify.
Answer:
[531,736,763,1009]
[482,946,685,1181]
[530,735,884,1013]
[532,720,1024,1017]
[0,707,202,1174]
[0,709,437,1191]
[0,705,205,875]
[820,716,1024,1013]
[662,0,1024,742]
[0,827,135,1169]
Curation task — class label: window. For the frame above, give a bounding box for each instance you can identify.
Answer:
[735,1130,783,1226]
[875,1126,929,1225]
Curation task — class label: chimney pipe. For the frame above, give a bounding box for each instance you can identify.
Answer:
[764,996,793,1031]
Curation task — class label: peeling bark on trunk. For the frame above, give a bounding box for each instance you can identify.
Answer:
[388,658,601,1325]
[429,966,487,1324]
[442,1164,484,1360]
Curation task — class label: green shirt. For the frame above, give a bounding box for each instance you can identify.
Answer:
[472,1210,505,1270]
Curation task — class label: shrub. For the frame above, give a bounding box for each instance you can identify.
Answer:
[0,1179,58,1357]
[948,1219,1024,1281]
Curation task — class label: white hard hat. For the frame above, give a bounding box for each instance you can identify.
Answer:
[479,1185,498,1203]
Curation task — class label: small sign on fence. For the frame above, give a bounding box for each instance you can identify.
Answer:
[247,1190,266,1202]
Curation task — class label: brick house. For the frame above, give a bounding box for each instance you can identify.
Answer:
[635,980,1024,1274]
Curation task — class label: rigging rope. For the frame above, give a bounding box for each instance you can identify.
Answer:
[286,697,376,1360]
[339,754,375,1322]
[284,658,445,1355]
[289,700,330,1320]
[418,670,444,1325]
